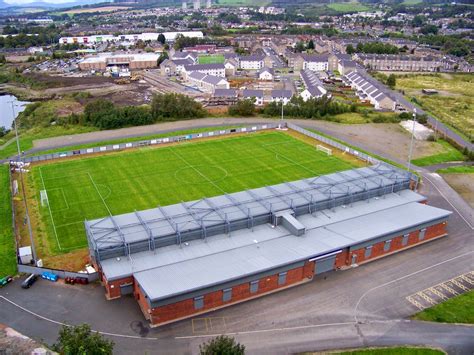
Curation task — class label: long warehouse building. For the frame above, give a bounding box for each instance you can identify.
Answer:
[86,163,451,327]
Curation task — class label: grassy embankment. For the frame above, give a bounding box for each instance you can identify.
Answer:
[0,164,16,278]
[413,290,474,324]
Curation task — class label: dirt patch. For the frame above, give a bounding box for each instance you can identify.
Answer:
[291,120,446,163]
[441,173,474,208]
[26,73,115,88]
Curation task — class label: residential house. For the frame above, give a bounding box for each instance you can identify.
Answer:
[242,89,264,106]
[239,55,265,70]
[258,67,274,81]
[188,71,230,94]
[302,54,330,72]
[160,58,194,76]
[300,69,329,101]
[183,63,226,80]
[344,70,397,110]
[271,90,293,105]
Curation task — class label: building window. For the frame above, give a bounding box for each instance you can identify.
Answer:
[250,280,259,294]
[384,240,392,252]
[419,228,426,241]
[278,272,287,286]
[402,233,409,246]
[364,246,372,258]
[194,296,204,310]
[222,288,232,302]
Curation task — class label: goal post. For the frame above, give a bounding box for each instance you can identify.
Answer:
[40,190,49,207]
[316,145,332,156]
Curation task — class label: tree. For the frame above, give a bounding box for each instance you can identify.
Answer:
[346,44,355,55]
[307,39,315,50]
[199,335,245,355]
[157,51,169,66]
[158,33,166,45]
[295,41,306,53]
[228,99,255,116]
[386,74,396,89]
[53,324,114,355]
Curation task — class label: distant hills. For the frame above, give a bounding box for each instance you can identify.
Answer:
[0,0,111,10]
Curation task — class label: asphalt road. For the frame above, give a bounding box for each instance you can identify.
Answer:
[1,121,472,354]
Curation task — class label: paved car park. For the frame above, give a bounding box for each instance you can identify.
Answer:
[406,271,474,311]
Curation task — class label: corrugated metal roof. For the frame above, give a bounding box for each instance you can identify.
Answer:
[86,165,412,258]
[130,199,450,301]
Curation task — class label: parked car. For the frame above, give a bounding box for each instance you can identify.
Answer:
[21,274,37,289]
[0,275,13,287]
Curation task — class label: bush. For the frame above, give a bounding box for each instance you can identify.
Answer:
[263,95,351,119]
[199,335,245,355]
[151,93,206,121]
[229,99,256,116]
[53,324,114,355]
[417,114,428,125]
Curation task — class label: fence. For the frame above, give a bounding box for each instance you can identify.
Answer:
[17,264,99,282]
[287,123,381,165]
[22,123,280,164]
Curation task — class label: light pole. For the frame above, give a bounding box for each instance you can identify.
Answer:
[9,102,37,264]
[407,108,417,173]
[10,101,22,161]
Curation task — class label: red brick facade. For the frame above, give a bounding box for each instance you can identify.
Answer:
[102,221,448,327]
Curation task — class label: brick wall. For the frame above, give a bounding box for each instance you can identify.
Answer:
[349,222,447,265]
[104,276,134,300]
[147,262,314,326]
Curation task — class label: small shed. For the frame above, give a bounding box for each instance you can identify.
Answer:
[19,246,33,264]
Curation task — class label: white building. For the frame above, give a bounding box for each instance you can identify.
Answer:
[183,63,226,79]
[271,90,292,105]
[302,54,330,72]
[242,89,264,106]
[58,31,204,45]
[239,55,265,70]
[258,67,274,81]
[299,69,329,101]
[188,71,229,93]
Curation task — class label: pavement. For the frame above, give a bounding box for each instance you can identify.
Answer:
[1,120,473,354]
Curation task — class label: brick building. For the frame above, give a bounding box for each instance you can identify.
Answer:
[86,164,451,327]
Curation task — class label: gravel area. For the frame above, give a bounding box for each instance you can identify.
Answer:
[32,119,445,165]
[441,173,474,208]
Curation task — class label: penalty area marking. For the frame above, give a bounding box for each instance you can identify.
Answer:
[39,167,63,251]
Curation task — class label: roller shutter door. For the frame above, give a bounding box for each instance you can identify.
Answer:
[120,283,133,295]
[315,256,336,275]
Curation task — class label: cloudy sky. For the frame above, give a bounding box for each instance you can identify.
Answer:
[5,0,77,3]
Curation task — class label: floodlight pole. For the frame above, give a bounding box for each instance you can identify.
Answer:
[280,99,284,127]
[10,101,21,161]
[10,102,37,264]
[407,108,417,173]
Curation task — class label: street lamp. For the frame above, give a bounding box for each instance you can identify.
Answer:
[407,108,417,173]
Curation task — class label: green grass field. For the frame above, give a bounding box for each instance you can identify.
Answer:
[334,347,444,355]
[413,290,474,324]
[0,164,16,278]
[326,1,370,13]
[411,139,465,167]
[395,74,473,142]
[198,54,225,65]
[30,131,359,256]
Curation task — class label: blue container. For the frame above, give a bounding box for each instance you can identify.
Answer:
[41,272,58,282]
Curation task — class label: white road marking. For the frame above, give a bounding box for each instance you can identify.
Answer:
[353,250,474,323]
[0,296,158,341]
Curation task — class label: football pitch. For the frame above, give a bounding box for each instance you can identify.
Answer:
[30,131,361,256]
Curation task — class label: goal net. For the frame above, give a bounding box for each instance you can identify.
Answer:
[316,145,332,156]
[40,190,49,207]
